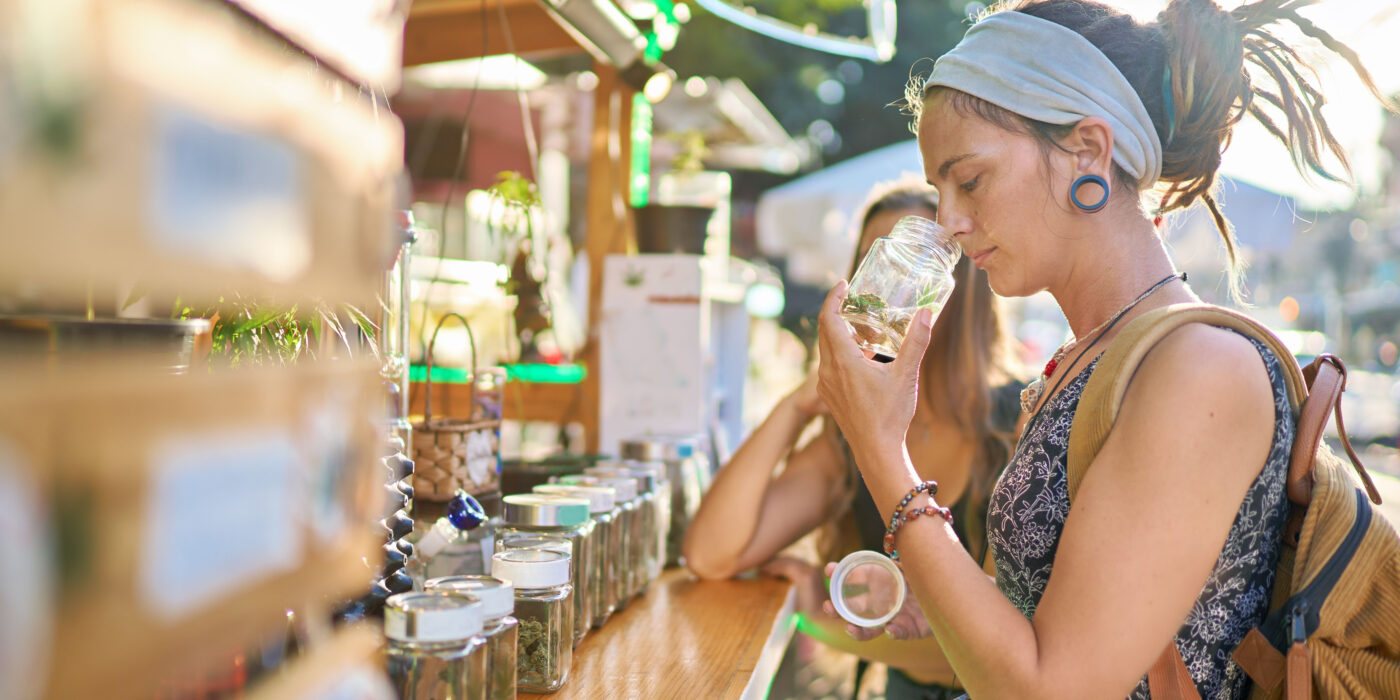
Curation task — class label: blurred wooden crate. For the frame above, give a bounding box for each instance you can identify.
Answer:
[246,625,394,700]
[0,359,387,700]
[0,0,403,312]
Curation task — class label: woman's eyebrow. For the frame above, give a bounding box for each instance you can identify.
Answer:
[937,153,974,180]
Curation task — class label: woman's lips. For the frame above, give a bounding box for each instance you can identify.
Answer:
[968,247,995,268]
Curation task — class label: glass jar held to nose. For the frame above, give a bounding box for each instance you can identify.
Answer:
[839,216,961,359]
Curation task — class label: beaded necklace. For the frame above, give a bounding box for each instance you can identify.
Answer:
[1019,272,1186,414]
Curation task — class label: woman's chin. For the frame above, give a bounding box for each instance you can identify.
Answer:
[987,271,1029,298]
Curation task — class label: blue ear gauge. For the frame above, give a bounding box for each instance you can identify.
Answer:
[1070,174,1109,213]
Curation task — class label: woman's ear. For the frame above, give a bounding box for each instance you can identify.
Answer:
[1063,116,1115,176]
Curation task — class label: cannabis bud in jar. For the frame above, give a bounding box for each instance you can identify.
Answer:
[491,550,574,693]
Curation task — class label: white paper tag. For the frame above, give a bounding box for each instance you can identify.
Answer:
[0,441,52,700]
[149,105,311,281]
[465,430,492,486]
[142,428,303,618]
[479,533,495,575]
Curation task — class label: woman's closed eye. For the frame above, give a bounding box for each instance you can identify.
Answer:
[960,176,980,193]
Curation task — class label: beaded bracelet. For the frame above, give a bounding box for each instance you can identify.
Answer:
[882,480,953,563]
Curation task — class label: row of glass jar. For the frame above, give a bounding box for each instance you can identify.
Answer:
[386,557,570,700]
[531,460,673,637]
[386,460,673,697]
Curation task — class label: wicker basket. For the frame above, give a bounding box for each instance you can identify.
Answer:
[411,313,502,502]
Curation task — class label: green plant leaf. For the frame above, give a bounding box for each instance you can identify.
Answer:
[916,285,938,308]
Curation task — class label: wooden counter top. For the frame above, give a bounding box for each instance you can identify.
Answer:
[519,568,797,699]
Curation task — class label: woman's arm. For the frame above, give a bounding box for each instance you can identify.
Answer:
[816,283,1277,699]
[683,373,850,580]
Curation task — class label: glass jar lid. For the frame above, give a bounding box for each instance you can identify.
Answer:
[424,575,515,620]
[385,591,483,642]
[533,484,615,513]
[492,550,571,589]
[502,493,590,527]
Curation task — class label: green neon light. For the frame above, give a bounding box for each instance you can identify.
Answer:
[652,0,678,22]
[410,364,587,384]
[630,93,653,207]
[644,31,663,64]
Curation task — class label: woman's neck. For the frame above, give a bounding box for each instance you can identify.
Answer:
[1050,216,1179,340]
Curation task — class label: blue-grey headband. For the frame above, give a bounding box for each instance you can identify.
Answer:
[924,12,1163,186]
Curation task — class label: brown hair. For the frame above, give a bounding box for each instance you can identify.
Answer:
[819,183,1021,562]
[904,0,1396,301]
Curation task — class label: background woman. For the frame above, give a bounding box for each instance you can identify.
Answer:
[815,1,1392,697]
[685,181,1024,698]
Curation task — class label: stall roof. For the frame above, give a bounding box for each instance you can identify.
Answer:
[652,77,815,175]
[404,0,578,66]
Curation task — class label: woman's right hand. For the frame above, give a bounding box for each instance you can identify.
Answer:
[788,371,829,417]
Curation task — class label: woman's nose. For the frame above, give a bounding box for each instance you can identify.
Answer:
[938,208,971,238]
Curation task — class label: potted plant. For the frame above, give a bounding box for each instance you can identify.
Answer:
[636,130,716,254]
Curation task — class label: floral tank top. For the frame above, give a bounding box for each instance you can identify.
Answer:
[986,333,1294,699]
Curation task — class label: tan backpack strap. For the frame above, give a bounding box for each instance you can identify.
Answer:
[1066,303,1304,501]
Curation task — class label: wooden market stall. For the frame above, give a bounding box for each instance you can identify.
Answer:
[401,1,797,696]
[403,0,641,450]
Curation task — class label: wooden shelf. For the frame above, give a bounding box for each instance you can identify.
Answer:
[519,568,796,699]
[409,380,590,426]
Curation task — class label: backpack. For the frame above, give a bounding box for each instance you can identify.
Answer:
[1065,303,1400,699]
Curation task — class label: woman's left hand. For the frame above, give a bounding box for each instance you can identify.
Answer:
[820,561,935,641]
[816,280,935,467]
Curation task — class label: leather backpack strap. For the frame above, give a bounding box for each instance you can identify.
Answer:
[1290,355,1383,505]
[1064,304,1302,700]
[1146,643,1204,700]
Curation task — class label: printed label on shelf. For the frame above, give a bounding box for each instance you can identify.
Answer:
[0,441,52,700]
[149,105,311,281]
[302,396,356,545]
[142,428,303,618]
